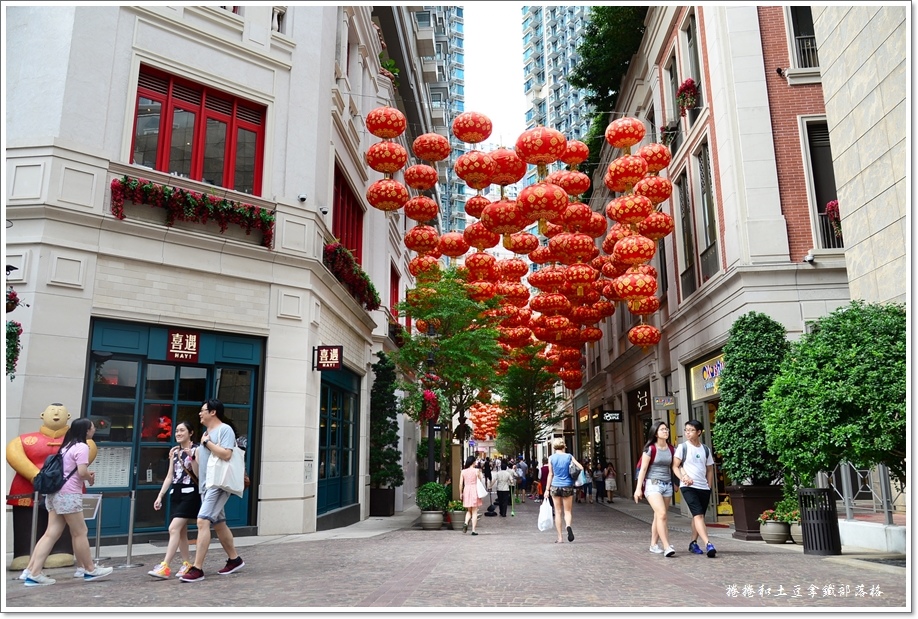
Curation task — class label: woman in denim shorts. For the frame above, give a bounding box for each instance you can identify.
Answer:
[633,422,677,557]
[544,438,583,544]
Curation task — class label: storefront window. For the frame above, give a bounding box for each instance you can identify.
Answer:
[93,359,139,399]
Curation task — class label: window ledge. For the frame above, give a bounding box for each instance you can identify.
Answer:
[786,67,821,86]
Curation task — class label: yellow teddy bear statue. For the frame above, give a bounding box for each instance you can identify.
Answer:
[6,403,97,570]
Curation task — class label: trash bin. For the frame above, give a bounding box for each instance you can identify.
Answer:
[798,488,842,555]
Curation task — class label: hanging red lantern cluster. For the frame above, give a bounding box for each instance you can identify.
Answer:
[468,402,502,441]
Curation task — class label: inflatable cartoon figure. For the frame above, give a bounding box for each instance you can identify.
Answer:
[6,403,97,569]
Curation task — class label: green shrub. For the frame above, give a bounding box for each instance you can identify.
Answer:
[416,482,449,512]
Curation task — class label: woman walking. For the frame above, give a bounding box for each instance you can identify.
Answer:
[592,463,605,502]
[633,422,677,557]
[579,462,594,504]
[604,462,617,503]
[148,421,202,579]
[544,438,582,543]
[458,455,483,535]
[23,419,113,586]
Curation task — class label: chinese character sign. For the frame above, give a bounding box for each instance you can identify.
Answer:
[314,345,343,371]
[167,330,200,362]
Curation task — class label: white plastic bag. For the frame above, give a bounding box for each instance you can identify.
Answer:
[206,448,245,498]
[538,498,553,531]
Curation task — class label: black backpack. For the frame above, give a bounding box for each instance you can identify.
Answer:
[33,449,77,495]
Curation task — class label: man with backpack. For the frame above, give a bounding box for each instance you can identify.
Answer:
[672,419,717,558]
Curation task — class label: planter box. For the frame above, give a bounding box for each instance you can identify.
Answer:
[760,520,790,544]
[727,484,784,541]
[369,488,395,517]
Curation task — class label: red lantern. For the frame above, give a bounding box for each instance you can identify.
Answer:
[464,195,490,219]
[637,210,676,240]
[500,282,531,308]
[558,368,582,384]
[628,324,662,348]
[561,140,590,167]
[366,179,409,212]
[603,281,625,302]
[604,117,646,149]
[455,150,496,190]
[529,292,571,316]
[465,251,497,280]
[528,266,566,292]
[503,231,539,255]
[553,170,591,198]
[409,255,441,278]
[606,195,654,224]
[612,234,657,265]
[630,263,659,279]
[564,262,599,293]
[593,300,616,318]
[438,231,470,258]
[404,225,440,255]
[467,279,497,302]
[515,126,568,166]
[480,199,526,238]
[489,148,528,186]
[602,222,634,254]
[517,182,569,226]
[604,155,649,193]
[569,305,601,325]
[581,326,603,343]
[404,195,439,222]
[584,212,609,238]
[498,258,529,281]
[413,133,451,162]
[633,176,674,205]
[404,164,439,190]
[637,143,672,173]
[543,221,565,238]
[366,106,407,139]
[463,221,500,251]
[611,271,658,301]
[562,202,593,232]
[365,141,408,174]
[528,244,556,265]
[452,111,493,144]
[549,232,596,265]
[601,259,629,280]
[628,295,661,315]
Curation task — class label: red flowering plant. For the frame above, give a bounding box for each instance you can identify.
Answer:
[6,320,23,380]
[110,176,276,248]
[6,287,28,313]
[323,242,381,311]
[676,78,698,117]
[825,200,842,239]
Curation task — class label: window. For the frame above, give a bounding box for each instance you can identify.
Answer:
[132,66,265,195]
[804,120,842,249]
[656,239,668,296]
[665,54,683,152]
[696,143,719,282]
[332,164,365,264]
[675,172,697,298]
[790,7,818,68]
[415,11,431,28]
[389,264,400,317]
[684,14,703,125]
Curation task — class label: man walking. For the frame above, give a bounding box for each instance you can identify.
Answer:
[515,457,528,503]
[672,419,717,558]
[181,399,245,582]
[489,459,514,517]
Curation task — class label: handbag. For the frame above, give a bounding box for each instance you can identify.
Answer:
[537,498,553,531]
[575,469,588,487]
[476,477,489,499]
[206,447,245,498]
[568,457,582,478]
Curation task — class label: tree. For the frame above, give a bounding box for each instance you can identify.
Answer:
[496,344,567,462]
[368,351,404,489]
[712,311,790,486]
[763,301,907,485]
[569,6,649,190]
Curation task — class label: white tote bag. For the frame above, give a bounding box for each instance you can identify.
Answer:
[206,448,245,498]
[538,499,553,531]
[476,477,489,499]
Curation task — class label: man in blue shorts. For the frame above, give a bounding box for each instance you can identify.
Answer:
[672,419,717,558]
[181,399,245,582]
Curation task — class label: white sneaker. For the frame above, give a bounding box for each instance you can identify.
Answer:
[664,545,676,557]
[649,543,663,554]
[83,566,113,581]
[73,567,86,578]
[24,573,55,586]
[18,569,31,581]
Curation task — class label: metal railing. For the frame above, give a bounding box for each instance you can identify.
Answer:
[817,212,844,249]
[795,35,820,68]
[826,462,905,526]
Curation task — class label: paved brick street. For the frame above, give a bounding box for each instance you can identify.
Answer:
[5,499,906,610]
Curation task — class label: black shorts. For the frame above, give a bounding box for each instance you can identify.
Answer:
[170,484,202,519]
[681,486,711,517]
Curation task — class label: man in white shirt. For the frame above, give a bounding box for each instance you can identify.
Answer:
[672,419,717,558]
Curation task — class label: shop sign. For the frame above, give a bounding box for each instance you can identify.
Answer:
[653,396,676,410]
[167,329,200,362]
[313,345,343,371]
[690,354,725,397]
[602,410,623,423]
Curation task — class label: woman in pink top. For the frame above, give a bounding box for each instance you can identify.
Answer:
[23,418,113,586]
[458,456,483,535]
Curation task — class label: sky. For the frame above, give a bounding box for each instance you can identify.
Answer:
[462,4,529,148]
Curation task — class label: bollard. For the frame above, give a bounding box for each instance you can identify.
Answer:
[29,491,40,555]
[116,491,143,569]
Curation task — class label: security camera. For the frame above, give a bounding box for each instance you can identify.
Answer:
[320,206,329,216]
[776,67,785,78]
[297,193,307,203]
[803,253,815,264]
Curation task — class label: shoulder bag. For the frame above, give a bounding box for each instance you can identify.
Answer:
[206,447,245,498]
[476,476,489,499]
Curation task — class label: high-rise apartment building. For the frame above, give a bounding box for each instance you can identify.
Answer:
[521,5,592,186]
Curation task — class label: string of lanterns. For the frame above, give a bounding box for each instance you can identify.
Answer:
[363,105,677,393]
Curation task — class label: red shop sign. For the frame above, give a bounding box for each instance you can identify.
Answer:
[167,330,200,363]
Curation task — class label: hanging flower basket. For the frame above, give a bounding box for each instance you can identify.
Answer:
[6,320,23,380]
[6,287,22,313]
[825,200,843,239]
[323,242,382,311]
[676,78,698,118]
[110,176,276,248]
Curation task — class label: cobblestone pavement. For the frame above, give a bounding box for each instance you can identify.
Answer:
[4,498,907,610]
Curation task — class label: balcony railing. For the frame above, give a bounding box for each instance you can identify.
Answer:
[795,35,820,68]
[817,212,844,249]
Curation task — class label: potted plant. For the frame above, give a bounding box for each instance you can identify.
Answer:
[415,481,449,530]
[446,499,467,531]
[757,508,790,544]
[783,508,803,544]
[712,312,789,540]
[368,352,404,517]
[676,78,698,117]
[825,199,843,240]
